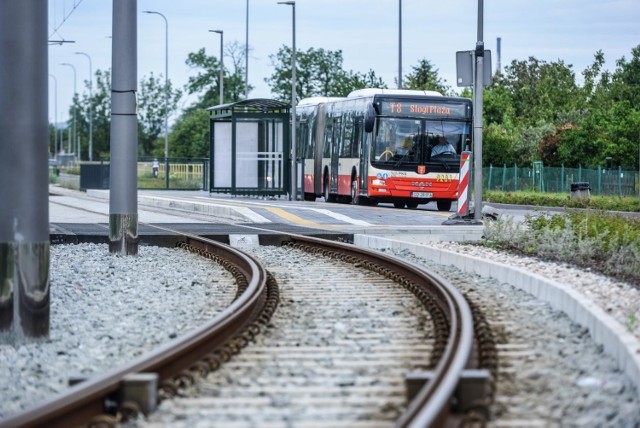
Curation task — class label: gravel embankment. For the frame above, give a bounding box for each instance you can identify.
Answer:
[387,245,640,426]
[0,243,236,419]
[1,241,639,426]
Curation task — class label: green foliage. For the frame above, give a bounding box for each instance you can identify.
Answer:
[402,58,450,95]
[69,69,183,160]
[137,72,182,157]
[185,45,251,110]
[483,124,514,166]
[265,46,387,101]
[169,109,210,158]
[484,190,640,212]
[484,210,640,283]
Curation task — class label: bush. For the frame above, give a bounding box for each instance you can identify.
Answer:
[485,190,640,212]
[484,210,640,284]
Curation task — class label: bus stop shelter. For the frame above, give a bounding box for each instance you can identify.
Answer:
[208,99,291,197]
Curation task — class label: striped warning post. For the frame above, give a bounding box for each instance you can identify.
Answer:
[457,151,471,217]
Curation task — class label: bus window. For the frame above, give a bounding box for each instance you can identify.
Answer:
[372,118,420,162]
[342,119,353,157]
[352,118,362,158]
[425,121,470,162]
[323,121,332,158]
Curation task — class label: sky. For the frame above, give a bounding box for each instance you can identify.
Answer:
[47,0,640,126]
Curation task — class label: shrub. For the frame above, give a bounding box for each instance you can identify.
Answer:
[484,210,640,284]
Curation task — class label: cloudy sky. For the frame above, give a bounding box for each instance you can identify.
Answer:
[47,0,640,124]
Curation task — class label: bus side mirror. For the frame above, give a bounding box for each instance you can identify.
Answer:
[364,103,375,133]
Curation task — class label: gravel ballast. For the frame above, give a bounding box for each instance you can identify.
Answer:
[0,240,639,426]
[0,243,236,419]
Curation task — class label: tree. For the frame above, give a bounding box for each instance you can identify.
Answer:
[500,57,580,127]
[346,69,387,92]
[169,108,210,158]
[402,59,451,95]
[72,69,183,160]
[71,69,112,160]
[185,45,250,111]
[137,72,182,157]
[266,46,352,101]
[483,124,515,167]
[612,44,640,106]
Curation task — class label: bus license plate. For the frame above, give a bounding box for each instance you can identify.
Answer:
[411,192,433,198]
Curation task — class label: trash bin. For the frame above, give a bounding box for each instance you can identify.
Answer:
[80,164,110,190]
[570,182,590,199]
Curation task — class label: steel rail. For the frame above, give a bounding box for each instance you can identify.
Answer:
[0,233,269,428]
[285,234,475,427]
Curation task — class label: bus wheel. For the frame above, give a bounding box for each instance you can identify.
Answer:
[350,179,361,205]
[393,201,405,209]
[406,201,419,209]
[437,200,452,211]
[323,176,336,203]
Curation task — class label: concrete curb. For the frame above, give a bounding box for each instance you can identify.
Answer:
[354,234,640,393]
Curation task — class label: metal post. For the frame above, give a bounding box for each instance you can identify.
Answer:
[0,0,50,339]
[61,63,77,159]
[110,0,138,255]
[245,0,249,99]
[398,0,402,89]
[143,10,169,188]
[278,1,297,200]
[473,0,484,221]
[48,74,58,154]
[209,30,224,105]
[75,52,93,161]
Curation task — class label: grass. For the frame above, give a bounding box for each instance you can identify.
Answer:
[485,190,640,212]
[481,190,640,284]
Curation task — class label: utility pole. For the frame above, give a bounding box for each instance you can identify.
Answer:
[0,0,50,339]
[473,0,484,222]
[109,0,138,255]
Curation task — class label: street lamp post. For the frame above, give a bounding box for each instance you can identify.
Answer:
[143,10,169,165]
[278,1,297,201]
[48,73,59,154]
[245,0,249,99]
[398,0,402,89]
[75,52,93,161]
[144,10,170,189]
[61,62,78,159]
[209,30,224,105]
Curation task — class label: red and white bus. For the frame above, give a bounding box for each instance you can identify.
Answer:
[296,88,473,210]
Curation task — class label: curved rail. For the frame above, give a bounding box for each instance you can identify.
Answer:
[0,233,271,428]
[3,222,476,427]
[285,234,476,427]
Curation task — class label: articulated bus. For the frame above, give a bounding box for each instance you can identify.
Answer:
[296,88,473,210]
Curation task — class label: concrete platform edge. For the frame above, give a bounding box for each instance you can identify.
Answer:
[354,234,640,393]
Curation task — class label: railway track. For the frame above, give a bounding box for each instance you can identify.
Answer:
[1,218,488,427]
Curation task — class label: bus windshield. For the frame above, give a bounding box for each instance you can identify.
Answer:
[372,117,470,167]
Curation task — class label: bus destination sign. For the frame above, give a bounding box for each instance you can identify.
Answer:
[378,100,469,118]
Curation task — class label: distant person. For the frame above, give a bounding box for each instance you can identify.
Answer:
[152,158,159,178]
[431,136,456,157]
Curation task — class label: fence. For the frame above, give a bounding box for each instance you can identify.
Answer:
[133,158,208,190]
[484,164,639,197]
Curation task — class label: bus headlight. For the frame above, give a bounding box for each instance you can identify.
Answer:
[372,179,386,186]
